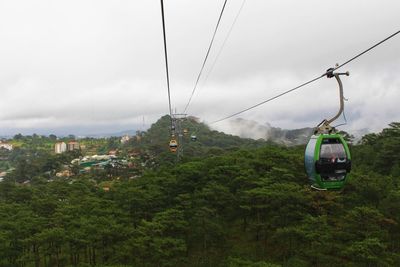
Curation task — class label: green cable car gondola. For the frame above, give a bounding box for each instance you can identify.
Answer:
[305,68,351,190]
[305,133,351,190]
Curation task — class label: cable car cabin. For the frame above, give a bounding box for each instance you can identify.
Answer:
[169,140,178,153]
[183,129,188,136]
[190,135,197,141]
[305,134,351,190]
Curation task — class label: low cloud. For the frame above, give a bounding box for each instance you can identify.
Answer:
[0,1,399,136]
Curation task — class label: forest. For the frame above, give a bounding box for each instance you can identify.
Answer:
[0,119,399,267]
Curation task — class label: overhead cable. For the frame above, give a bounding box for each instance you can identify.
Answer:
[333,30,400,71]
[210,74,325,124]
[160,0,173,125]
[210,29,400,124]
[202,0,247,85]
[183,0,228,113]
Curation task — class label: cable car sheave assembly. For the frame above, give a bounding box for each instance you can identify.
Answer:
[168,114,198,153]
[169,116,179,153]
[305,69,351,190]
[168,113,194,156]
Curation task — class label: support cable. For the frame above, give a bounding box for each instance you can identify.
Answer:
[333,30,400,71]
[183,0,228,113]
[160,0,174,128]
[210,74,325,124]
[209,30,400,124]
[202,0,247,86]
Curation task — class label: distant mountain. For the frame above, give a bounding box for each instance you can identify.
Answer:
[82,129,138,138]
[212,118,314,146]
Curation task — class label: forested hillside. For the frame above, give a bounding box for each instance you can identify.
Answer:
[142,116,269,154]
[0,122,399,266]
[131,115,273,165]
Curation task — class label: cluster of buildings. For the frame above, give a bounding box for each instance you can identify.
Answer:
[71,154,116,165]
[121,131,144,144]
[55,141,80,154]
[0,141,13,151]
[121,135,131,144]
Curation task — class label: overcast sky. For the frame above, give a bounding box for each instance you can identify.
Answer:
[0,0,399,136]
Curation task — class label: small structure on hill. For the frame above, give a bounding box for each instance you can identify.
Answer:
[56,169,73,177]
[109,150,118,156]
[121,135,131,144]
[67,141,80,151]
[0,141,13,151]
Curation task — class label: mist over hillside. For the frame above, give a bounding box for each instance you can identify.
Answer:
[1,116,370,145]
[85,119,314,145]
[210,118,314,145]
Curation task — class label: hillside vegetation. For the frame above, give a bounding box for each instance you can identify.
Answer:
[0,121,399,266]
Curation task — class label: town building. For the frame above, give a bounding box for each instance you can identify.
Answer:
[121,135,131,144]
[55,142,67,154]
[67,141,80,151]
[55,169,73,177]
[109,150,118,156]
[0,141,13,151]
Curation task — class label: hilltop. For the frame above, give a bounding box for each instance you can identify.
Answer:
[130,115,315,162]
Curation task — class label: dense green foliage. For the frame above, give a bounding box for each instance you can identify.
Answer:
[353,122,400,176]
[0,122,399,266]
[141,115,269,158]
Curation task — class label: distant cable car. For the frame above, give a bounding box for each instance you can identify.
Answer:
[305,68,351,190]
[190,135,197,141]
[169,139,178,153]
[183,129,188,136]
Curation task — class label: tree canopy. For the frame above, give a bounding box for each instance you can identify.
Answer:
[0,121,399,266]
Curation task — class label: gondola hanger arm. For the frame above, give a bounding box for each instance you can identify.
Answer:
[315,66,349,134]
